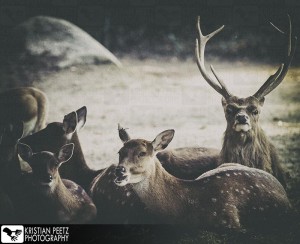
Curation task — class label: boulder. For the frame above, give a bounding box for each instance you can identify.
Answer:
[8,15,122,70]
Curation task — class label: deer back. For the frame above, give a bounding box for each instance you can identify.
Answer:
[0,87,48,136]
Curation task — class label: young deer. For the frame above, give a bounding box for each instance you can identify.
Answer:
[20,106,101,191]
[194,16,297,187]
[17,143,97,224]
[0,87,48,137]
[114,129,291,229]
[119,124,220,180]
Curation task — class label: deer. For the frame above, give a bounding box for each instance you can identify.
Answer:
[20,106,102,192]
[194,15,297,188]
[17,142,97,224]
[90,124,220,224]
[114,128,291,229]
[0,87,48,137]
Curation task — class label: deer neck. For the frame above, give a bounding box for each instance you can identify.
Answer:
[51,177,80,212]
[131,159,188,220]
[221,125,273,171]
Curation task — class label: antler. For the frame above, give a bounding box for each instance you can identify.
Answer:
[253,15,297,100]
[195,16,232,99]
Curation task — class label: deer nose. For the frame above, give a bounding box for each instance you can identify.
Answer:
[115,166,126,177]
[236,114,248,124]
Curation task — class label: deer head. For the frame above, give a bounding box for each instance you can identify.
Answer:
[195,15,297,138]
[115,128,175,186]
[20,106,86,152]
[17,143,74,193]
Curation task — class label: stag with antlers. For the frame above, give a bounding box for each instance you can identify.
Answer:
[195,15,297,187]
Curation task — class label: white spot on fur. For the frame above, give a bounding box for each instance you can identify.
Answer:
[126,192,131,197]
[213,212,217,216]
[226,190,229,193]
[233,172,238,176]
[235,189,239,192]
[240,190,244,194]
[250,186,254,189]
[222,209,226,212]
[220,190,224,194]
[259,207,264,211]
[252,206,256,210]
[245,172,250,176]
[226,173,230,177]
[211,198,217,203]
[216,175,221,179]
[221,220,227,225]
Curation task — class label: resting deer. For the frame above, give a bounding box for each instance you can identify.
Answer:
[20,106,101,191]
[17,143,97,224]
[194,16,297,187]
[114,128,291,229]
[0,87,48,137]
[90,124,219,224]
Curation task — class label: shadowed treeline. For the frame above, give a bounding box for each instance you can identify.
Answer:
[0,0,299,64]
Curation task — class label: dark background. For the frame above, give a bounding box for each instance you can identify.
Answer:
[0,0,299,63]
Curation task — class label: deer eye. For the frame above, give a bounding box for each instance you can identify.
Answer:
[252,109,259,115]
[226,106,235,115]
[138,152,147,158]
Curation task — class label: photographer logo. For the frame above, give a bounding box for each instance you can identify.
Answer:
[1,226,24,243]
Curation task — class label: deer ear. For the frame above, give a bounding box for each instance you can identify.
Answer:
[17,143,33,162]
[152,129,175,152]
[259,97,265,106]
[118,124,130,143]
[57,143,74,164]
[63,111,78,135]
[76,106,87,131]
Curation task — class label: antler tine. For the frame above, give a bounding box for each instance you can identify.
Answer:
[253,15,297,100]
[195,16,232,99]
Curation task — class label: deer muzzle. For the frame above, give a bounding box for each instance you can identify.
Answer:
[234,112,251,132]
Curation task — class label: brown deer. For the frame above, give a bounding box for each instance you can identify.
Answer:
[114,128,291,229]
[194,16,297,187]
[17,142,97,224]
[90,124,219,224]
[0,87,48,137]
[20,106,101,191]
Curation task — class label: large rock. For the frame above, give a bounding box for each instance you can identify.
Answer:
[0,16,122,89]
[10,16,122,69]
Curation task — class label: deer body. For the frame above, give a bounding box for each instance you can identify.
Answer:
[194,16,297,187]
[0,87,48,136]
[157,147,220,180]
[115,129,291,228]
[18,143,97,224]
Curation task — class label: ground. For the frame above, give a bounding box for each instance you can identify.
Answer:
[33,57,300,243]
